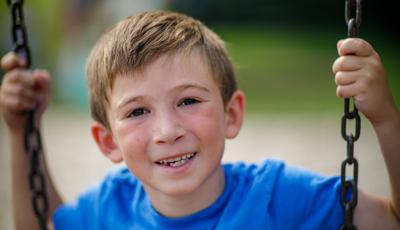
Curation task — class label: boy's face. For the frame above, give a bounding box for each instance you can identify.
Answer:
[93,49,244,200]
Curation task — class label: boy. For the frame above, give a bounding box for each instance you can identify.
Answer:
[1,10,399,229]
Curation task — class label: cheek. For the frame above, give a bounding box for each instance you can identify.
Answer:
[184,105,226,143]
[115,121,154,179]
[115,121,150,159]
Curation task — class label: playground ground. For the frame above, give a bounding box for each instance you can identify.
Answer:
[0,108,389,229]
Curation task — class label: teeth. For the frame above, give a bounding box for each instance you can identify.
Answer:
[157,152,196,166]
[170,159,186,167]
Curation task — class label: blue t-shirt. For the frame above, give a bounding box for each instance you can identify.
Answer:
[53,159,343,229]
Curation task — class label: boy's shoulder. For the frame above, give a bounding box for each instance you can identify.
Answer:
[223,158,341,208]
[218,159,343,228]
[53,165,142,227]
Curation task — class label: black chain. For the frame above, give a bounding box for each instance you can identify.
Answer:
[6,1,49,229]
[340,0,362,229]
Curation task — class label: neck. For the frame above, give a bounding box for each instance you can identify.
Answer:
[144,165,225,218]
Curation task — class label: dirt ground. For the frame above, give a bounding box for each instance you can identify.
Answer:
[0,108,389,229]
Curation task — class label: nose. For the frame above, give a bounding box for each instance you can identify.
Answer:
[152,110,185,144]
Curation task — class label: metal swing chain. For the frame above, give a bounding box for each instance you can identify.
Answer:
[340,0,362,229]
[6,0,49,229]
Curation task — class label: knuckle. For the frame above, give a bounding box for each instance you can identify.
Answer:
[364,72,374,87]
[2,72,14,82]
[336,86,343,98]
[334,77,339,86]
[364,70,372,80]
[354,39,363,49]
[342,38,354,48]
[358,39,373,56]
[0,55,10,70]
[337,57,346,70]
[333,57,344,72]
[353,38,364,49]
[1,52,20,71]
[369,58,381,71]
[332,62,337,73]
[335,72,344,85]
[5,69,21,81]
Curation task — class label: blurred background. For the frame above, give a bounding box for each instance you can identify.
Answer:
[0,0,399,229]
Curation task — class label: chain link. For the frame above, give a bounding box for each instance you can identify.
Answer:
[340,0,362,229]
[6,1,49,229]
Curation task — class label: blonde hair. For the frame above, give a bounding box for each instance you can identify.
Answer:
[86,10,237,129]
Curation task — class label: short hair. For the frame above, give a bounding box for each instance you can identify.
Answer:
[86,10,237,129]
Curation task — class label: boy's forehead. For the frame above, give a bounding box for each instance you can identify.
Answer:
[109,49,221,100]
[116,49,215,83]
[152,49,207,69]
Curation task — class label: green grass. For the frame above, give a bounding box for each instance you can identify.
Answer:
[213,25,400,115]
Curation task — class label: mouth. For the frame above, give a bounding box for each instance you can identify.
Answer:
[155,152,197,168]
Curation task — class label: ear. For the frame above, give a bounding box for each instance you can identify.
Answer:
[91,121,123,163]
[225,90,245,139]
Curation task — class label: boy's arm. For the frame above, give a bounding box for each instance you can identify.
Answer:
[333,38,400,229]
[10,128,63,229]
[0,52,63,229]
[355,114,400,229]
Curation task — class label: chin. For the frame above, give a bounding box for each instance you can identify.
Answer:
[159,179,201,197]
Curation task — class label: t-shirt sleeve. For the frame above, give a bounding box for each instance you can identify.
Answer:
[52,184,101,230]
[268,163,344,230]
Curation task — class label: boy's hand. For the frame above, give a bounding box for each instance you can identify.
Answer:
[332,38,398,126]
[0,52,51,133]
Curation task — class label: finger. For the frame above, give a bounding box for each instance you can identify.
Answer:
[32,69,51,92]
[37,70,52,105]
[1,52,27,72]
[336,84,361,99]
[332,55,364,73]
[2,96,36,113]
[32,70,51,108]
[3,69,36,88]
[335,71,360,86]
[338,38,374,57]
[336,39,344,55]
[4,83,37,102]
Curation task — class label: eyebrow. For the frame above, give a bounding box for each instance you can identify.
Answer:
[174,83,211,94]
[116,95,146,111]
[116,83,211,110]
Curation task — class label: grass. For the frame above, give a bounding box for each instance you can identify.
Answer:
[213,25,400,115]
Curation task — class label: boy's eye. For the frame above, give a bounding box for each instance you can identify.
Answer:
[178,98,200,107]
[128,107,149,118]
